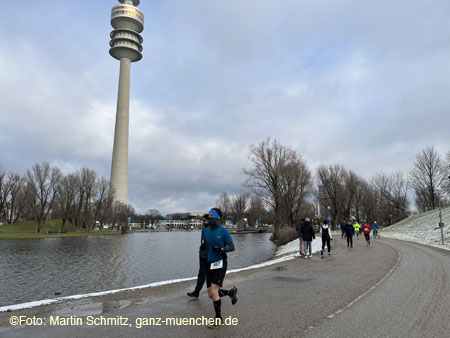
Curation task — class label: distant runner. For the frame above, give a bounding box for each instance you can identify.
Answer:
[345,220,355,248]
[320,220,332,256]
[372,221,379,239]
[353,221,361,238]
[362,222,371,246]
[340,220,346,239]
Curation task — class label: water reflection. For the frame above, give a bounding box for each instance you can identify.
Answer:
[0,232,274,306]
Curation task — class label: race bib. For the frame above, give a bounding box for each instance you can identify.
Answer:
[210,260,223,270]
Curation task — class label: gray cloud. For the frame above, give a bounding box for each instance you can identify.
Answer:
[1,0,450,215]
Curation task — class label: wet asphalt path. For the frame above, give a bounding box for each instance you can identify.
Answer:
[302,238,450,338]
[1,235,448,338]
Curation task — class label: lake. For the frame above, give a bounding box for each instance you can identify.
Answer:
[0,231,275,307]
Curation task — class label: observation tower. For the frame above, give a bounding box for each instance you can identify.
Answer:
[109,0,144,204]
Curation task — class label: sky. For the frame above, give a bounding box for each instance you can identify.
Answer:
[1,0,450,215]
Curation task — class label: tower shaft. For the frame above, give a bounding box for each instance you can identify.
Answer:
[108,0,144,205]
[110,57,131,204]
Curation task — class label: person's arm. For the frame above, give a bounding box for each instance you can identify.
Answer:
[328,227,332,239]
[223,229,235,252]
[200,228,206,250]
[213,228,235,253]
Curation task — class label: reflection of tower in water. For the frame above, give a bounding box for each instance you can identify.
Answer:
[109,0,144,204]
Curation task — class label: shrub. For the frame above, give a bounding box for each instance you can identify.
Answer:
[273,226,298,246]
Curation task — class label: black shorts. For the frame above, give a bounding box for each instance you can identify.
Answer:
[364,233,370,241]
[206,259,227,288]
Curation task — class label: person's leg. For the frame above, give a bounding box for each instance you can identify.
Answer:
[188,257,208,297]
[347,235,350,247]
[208,284,222,326]
[300,238,304,255]
[321,237,325,255]
[350,236,353,248]
[327,237,331,253]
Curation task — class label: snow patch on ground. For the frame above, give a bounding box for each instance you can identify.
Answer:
[382,206,450,251]
[276,237,323,256]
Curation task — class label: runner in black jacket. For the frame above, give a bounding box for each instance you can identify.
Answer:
[345,220,355,248]
[320,220,332,256]
[187,214,209,297]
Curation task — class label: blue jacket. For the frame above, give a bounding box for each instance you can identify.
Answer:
[203,225,234,263]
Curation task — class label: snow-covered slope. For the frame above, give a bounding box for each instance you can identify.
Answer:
[382,206,450,250]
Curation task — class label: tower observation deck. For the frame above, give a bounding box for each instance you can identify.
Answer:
[110,0,144,62]
[109,0,144,205]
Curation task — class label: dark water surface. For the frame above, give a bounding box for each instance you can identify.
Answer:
[0,231,274,307]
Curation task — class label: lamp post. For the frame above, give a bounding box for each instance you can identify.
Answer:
[436,187,445,245]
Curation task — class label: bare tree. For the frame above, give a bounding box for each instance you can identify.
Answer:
[410,146,445,211]
[230,191,250,223]
[56,173,79,230]
[112,201,136,232]
[246,196,269,227]
[88,176,111,231]
[243,138,298,240]
[2,173,27,224]
[69,168,99,232]
[356,180,377,222]
[281,158,312,226]
[216,192,232,223]
[316,164,347,227]
[372,171,409,222]
[26,162,61,233]
[145,208,162,226]
[0,167,7,221]
[342,170,358,221]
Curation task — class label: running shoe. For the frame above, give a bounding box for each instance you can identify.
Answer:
[187,290,199,297]
[208,317,223,329]
[229,287,238,305]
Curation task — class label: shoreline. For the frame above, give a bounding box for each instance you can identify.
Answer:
[0,231,119,240]
[0,255,295,313]
[0,241,283,313]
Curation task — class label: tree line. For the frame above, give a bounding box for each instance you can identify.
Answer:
[0,162,135,233]
[218,139,450,240]
[2,141,449,237]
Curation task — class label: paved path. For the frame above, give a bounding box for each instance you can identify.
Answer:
[1,236,448,338]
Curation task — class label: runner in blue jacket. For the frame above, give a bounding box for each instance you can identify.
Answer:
[203,208,237,328]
